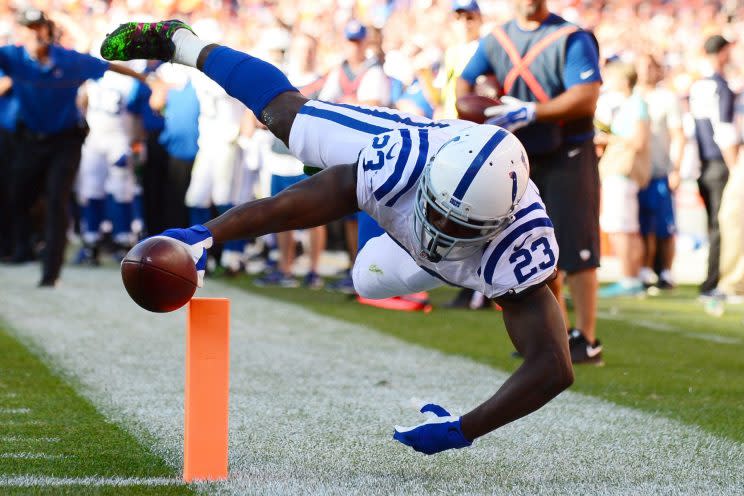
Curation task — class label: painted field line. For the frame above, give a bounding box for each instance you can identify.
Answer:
[0,408,30,414]
[0,453,69,460]
[0,436,60,443]
[0,421,45,427]
[598,312,743,344]
[0,475,184,487]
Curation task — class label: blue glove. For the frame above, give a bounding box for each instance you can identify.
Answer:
[484,96,536,132]
[153,224,213,287]
[393,402,472,455]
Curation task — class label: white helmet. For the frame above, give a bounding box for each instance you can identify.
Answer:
[412,125,529,262]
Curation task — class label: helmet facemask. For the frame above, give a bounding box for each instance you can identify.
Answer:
[412,164,517,263]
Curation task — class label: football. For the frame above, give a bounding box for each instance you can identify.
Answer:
[121,237,197,313]
[455,94,501,124]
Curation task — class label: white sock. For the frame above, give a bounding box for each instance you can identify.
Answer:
[172,28,209,67]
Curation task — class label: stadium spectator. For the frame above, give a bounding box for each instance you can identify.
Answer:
[436,0,492,310]
[635,53,685,291]
[438,0,483,120]
[689,34,738,298]
[319,20,391,294]
[596,61,651,298]
[457,0,603,363]
[0,8,144,287]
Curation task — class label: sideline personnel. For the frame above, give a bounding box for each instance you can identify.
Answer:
[456,0,602,364]
[0,9,145,286]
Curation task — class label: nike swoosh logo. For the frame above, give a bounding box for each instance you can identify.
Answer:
[580,69,594,79]
[567,148,580,158]
[585,344,603,358]
[385,143,400,160]
[513,235,529,251]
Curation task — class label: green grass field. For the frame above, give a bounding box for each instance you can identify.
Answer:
[231,279,744,444]
[1,264,742,494]
[0,320,192,495]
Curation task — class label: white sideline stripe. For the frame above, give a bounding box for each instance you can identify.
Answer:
[0,264,742,496]
[0,408,30,414]
[0,476,183,487]
[0,453,68,460]
[0,436,60,443]
[0,421,44,427]
[598,311,743,344]
[1,392,18,398]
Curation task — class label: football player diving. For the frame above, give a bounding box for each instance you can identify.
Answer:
[101,20,573,455]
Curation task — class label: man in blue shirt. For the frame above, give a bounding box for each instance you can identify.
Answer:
[0,69,17,259]
[0,8,145,287]
[456,0,603,364]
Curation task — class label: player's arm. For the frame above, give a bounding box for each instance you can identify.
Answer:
[393,281,573,454]
[205,163,358,244]
[108,62,147,83]
[0,75,11,95]
[460,284,574,440]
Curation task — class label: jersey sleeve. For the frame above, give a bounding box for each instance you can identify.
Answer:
[479,190,559,298]
[76,51,110,81]
[288,100,440,169]
[563,31,601,88]
[460,37,495,85]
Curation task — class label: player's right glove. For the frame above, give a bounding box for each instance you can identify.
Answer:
[393,402,472,455]
[157,225,213,287]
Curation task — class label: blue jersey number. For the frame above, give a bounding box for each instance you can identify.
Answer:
[509,236,556,284]
[363,134,391,171]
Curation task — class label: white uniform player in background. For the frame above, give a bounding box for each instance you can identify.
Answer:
[76,67,140,264]
[182,19,252,273]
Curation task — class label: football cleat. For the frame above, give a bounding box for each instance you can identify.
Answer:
[568,328,603,365]
[100,20,193,61]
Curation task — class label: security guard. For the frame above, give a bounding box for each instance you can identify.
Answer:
[0,9,145,287]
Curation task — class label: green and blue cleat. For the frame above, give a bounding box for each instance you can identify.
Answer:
[100,20,193,61]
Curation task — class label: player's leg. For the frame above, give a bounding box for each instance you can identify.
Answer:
[212,143,247,273]
[41,134,83,285]
[352,233,444,299]
[185,149,214,226]
[76,141,108,265]
[100,23,431,168]
[655,177,677,289]
[104,147,137,257]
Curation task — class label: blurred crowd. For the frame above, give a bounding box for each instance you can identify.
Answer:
[1,0,743,303]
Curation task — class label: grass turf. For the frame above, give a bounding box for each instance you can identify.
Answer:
[0,320,192,495]
[227,276,744,444]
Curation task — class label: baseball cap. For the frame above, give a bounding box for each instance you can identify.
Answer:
[452,0,480,13]
[703,34,730,54]
[17,8,49,27]
[344,20,367,41]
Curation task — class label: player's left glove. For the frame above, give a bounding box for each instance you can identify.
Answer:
[393,402,472,455]
[157,225,213,287]
[484,96,536,132]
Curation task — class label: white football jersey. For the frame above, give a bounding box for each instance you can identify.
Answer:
[84,71,136,138]
[191,71,244,146]
[289,101,558,298]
